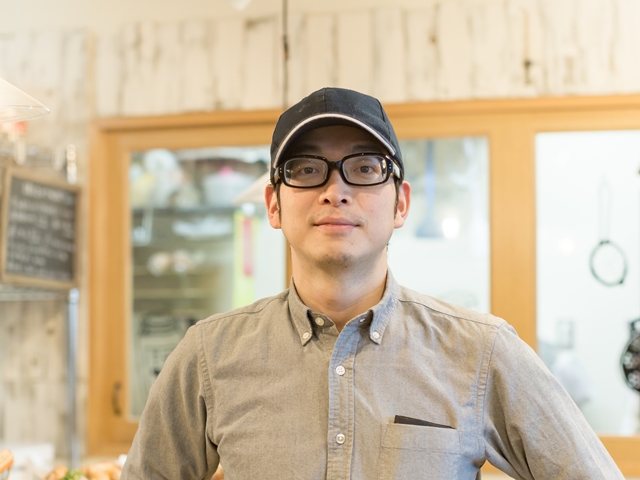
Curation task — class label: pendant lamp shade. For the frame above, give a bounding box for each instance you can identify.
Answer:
[0,77,49,123]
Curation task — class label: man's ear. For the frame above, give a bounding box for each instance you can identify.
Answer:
[265,183,281,229]
[394,181,411,228]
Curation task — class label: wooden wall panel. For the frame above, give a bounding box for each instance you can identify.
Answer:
[574,0,614,94]
[213,19,244,110]
[154,23,184,115]
[373,8,406,103]
[612,0,640,92]
[242,17,279,110]
[336,11,373,94]
[95,34,122,118]
[405,8,436,101]
[304,14,335,94]
[436,0,473,99]
[182,21,214,112]
[469,2,509,98]
[285,12,306,108]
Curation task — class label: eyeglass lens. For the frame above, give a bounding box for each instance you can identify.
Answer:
[284,155,388,187]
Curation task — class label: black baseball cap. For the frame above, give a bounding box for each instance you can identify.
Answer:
[270,87,403,184]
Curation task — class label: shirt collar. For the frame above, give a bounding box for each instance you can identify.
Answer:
[366,270,399,344]
[287,279,315,345]
[286,270,400,345]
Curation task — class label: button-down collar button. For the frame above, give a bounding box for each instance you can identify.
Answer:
[335,365,346,376]
[359,317,366,323]
[372,331,381,340]
[336,433,346,444]
[315,317,324,326]
[302,332,311,340]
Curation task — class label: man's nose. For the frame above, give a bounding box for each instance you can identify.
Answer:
[319,168,351,205]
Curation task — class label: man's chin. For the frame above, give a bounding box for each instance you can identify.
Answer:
[316,252,355,268]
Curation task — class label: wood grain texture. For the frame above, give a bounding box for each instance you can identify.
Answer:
[242,17,278,110]
[336,11,373,94]
[213,19,245,110]
[304,13,336,94]
[373,8,406,103]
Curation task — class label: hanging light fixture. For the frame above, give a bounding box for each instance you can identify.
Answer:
[0,77,49,123]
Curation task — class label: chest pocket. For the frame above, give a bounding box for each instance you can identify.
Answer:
[378,423,461,480]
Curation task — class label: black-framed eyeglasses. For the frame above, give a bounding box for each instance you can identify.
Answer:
[273,152,402,188]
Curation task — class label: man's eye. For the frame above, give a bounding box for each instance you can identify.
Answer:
[301,166,317,174]
[352,163,381,175]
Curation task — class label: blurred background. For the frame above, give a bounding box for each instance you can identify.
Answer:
[2,0,640,477]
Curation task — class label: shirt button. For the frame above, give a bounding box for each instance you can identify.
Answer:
[302,332,311,340]
[315,317,324,326]
[372,331,381,340]
[336,433,345,445]
[335,365,346,376]
[359,318,366,323]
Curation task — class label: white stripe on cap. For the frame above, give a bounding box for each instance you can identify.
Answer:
[273,113,396,167]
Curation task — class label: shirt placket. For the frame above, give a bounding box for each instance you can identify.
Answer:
[325,319,363,480]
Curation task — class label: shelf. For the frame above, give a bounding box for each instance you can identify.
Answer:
[133,288,214,300]
[132,266,220,276]
[0,283,69,302]
[132,205,237,215]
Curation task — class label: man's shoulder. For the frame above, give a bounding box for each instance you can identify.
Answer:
[396,284,506,330]
[196,290,290,329]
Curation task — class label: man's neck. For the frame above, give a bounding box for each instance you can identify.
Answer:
[290,254,388,331]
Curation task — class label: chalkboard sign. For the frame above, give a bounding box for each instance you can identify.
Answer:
[0,168,80,289]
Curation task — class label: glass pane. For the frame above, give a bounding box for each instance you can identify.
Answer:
[536,131,640,435]
[389,137,490,313]
[128,146,285,418]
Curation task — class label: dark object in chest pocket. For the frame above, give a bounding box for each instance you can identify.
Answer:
[394,415,454,429]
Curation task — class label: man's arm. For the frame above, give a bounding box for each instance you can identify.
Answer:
[482,323,624,479]
[122,324,219,479]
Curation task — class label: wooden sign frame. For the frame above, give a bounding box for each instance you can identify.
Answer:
[0,167,81,289]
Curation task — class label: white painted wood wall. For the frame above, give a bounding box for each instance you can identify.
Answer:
[2,0,640,457]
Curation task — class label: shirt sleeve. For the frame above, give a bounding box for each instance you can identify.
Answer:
[122,323,219,480]
[482,322,624,480]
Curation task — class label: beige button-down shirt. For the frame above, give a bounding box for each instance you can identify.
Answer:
[122,272,623,480]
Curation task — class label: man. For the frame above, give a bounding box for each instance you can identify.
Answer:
[122,87,624,479]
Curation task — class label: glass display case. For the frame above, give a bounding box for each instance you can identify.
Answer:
[127,145,284,417]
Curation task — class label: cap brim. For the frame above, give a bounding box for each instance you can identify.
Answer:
[272,113,397,168]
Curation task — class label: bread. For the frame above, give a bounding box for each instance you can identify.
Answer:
[44,465,69,480]
[82,463,121,480]
[45,462,122,480]
[0,450,14,479]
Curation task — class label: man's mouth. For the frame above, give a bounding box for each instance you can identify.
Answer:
[314,216,360,230]
[316,218,355,226]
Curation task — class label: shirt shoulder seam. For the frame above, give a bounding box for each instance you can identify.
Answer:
[397,298,504,328]
[198,293,288,326]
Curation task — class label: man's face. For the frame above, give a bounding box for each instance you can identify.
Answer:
[265,125,410,271]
